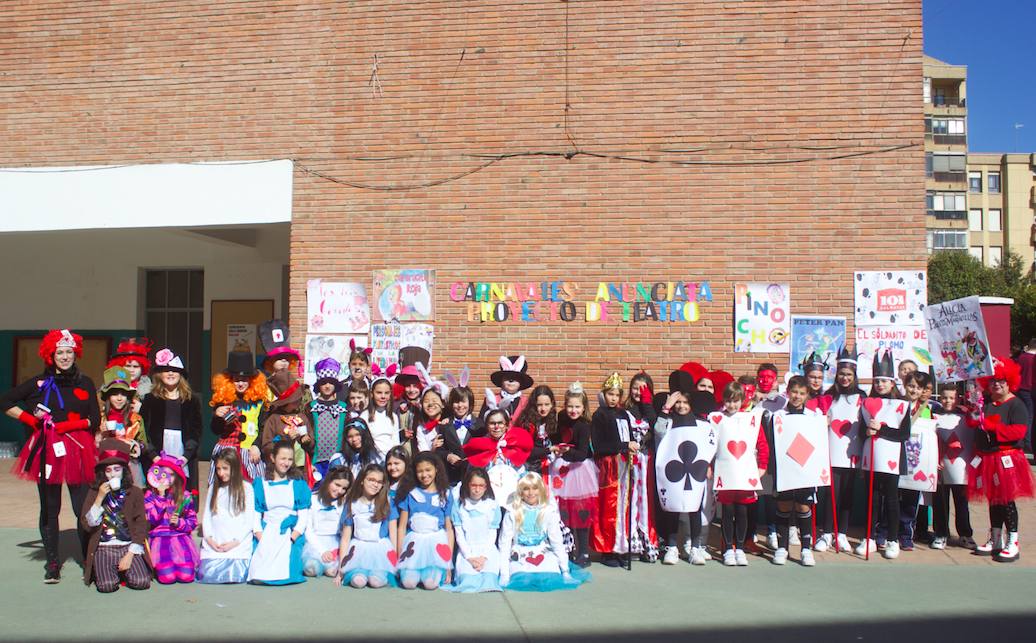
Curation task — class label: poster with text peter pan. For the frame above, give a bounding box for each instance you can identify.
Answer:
[924,295,993,383]
[373,269,435,322]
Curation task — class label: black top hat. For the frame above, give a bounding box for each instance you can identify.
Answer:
[689,390,718,418]
[490,355,534,390]
[396,346,432,387]
[259,319,300,363]
[226,350,258,378]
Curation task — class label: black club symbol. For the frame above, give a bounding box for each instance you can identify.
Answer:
[664,440,709,490]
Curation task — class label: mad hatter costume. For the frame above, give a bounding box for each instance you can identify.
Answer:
[479,355,534,424]
[210,349,269,483]
[99,366,147,487]
[0,329,100,582]
[310,357,351,484]
[81,439,152,592]
[107,337,154,397]
[394,346,431,450]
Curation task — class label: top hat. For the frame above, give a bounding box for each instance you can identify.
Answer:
[95,438,132,471]
[100,366,136,397]
[314,357,343,392]
[490,355,534,390]
[396,347,432,388]
[226,350,258,378]
[259,319,301,364]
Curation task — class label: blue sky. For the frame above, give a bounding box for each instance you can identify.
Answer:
[924,0,1035,152]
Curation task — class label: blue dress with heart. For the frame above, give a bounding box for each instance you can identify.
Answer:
[396,488,454,584]
[339,498,399,587]
[499,502,589,591]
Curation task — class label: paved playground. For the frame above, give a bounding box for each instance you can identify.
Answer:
[2,459,1035,642]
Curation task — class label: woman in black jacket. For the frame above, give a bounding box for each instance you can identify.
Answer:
[139,348,203,493]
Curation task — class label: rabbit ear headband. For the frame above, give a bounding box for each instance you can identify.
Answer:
[349,338,373,357]
[371,362,398,380]
[444,366,470,389]
[416,361,450,399]
[499,355,525,372]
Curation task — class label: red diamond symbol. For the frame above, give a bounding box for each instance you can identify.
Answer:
[786,432,815,467]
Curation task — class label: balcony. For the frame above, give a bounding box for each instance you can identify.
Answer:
[929,171,966,184]
[931,134,967,146]
[928,210,967,221]
[931,95,966,107]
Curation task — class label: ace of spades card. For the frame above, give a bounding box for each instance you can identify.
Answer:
[710,410,765,492]
[935,413,973,485]
[859,397,910,474]
[898,417,938,493]
[655,423,717,512]
[828,394,864,469]
[773,413,830,492]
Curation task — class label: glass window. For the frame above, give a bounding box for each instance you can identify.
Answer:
[923,77,931,103]
[925,154,933,177]
[989,246,1003,267]
[969,246,983,262]
[969,171,982,193]
[948,119,965,134]
[988,209,1002,232]
[931,230,967,250]
[988,172,1001,193]
[144,269,204,390]
[969,209,983,231]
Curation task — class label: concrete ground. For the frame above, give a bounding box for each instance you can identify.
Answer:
[2,458,1036,642]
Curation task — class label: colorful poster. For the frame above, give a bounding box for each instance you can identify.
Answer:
[773,413,831,492]
[855,326,932,380]
[655,420,718,512]
[853,271,927,326]
[709,410,765,492]
[924,295,994,383]
[859,397,911,473]
[899,417,939,493]
[306,280,371,334]
[733,282,790,353]
[789,316,845,383]
[369,322,434,371]
[303,334,366,387]
[373,269,435,322]
[936,413,973,485]
[828,394,864,469]
[226,324,256,355]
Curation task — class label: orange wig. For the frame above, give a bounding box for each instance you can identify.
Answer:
[210,371,269,406]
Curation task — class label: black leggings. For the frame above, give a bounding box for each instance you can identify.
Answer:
[820,467,854,536]
[932,484,972,538]
[870,472,900,541]
[37,482,89,567]
[990,502,1019,533]
[721,503,748,548]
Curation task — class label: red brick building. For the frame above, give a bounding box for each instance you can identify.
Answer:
[0,1,924,441]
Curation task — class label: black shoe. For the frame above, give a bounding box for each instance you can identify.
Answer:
[43,563,60,584]
[600,554,622,568]
[575,555,592,569]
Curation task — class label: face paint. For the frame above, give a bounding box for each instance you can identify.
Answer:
[147,465,175,491]
[757,370,777,394]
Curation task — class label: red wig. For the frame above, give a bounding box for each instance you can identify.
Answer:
[679,361,710,385]
[108,338,153,373]
[210,372,270,406]
[709,370,735,405]
[978,356,1022,393]
[38,329,83,366]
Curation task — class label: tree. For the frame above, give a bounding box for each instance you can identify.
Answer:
[927,250,990,304]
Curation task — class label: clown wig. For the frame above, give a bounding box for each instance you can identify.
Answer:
[978,355,1022,393]
[38,329,83,366]
[210,371,270,407]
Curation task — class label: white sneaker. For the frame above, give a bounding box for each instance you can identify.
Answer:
[767,533,779,550]
[734,548,748,566]
[662,546,680,565]
[683,539,695,558]
[723,549,737,566]
[814,533,831,552]
[930,536,947,550]
[855,539,877,556]
[995,532,1019,563]
[772,547,788,565]
[789,526,801,546]
[883,541,900,559]
[800,548,816,567]
[975,529,1003,556]
[836,533,851,553]
[690,547,708,566]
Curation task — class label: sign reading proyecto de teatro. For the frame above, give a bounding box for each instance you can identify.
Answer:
[449,281,713,323]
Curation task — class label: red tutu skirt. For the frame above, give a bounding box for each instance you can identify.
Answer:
[716,490,759,505]
[968,449,1035,505]
[13,428,97,486]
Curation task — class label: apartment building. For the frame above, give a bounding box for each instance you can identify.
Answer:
[967,153,1036,270]
[923,55,969,253]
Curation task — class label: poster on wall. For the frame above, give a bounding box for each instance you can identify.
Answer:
[370,322,434,371]
[733,282,790,353]
[853,271,927,326]
[924,295,994,383]
[789,316,845,383]
[373,269,435,322]
[226,324,257,355]
[306,280,371,334]
[855,325,932,379]
[303,334,367,387]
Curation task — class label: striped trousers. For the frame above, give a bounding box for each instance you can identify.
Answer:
[94,544,151,593]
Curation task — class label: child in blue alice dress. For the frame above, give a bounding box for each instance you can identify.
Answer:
[444,467,503,593]
[395,452,455,589]
[248,441,312,585]
[302,467,351,577]
[336,463,399,588]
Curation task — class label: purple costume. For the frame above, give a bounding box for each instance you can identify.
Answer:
[145,490,200,583]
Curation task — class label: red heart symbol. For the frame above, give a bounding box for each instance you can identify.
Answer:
[830,419,852,438]
[727,440,747,459]
[551,476,563,490]
[72,387,89,401]
[887,460,898,472]
[748,478,758,487]
[386,550,398,566]
[862,398,884,419]
[525,554,545,566]
[820,469,830,484]
[435,543,452,561]
[558,465,570,478]
[913,470,927,482]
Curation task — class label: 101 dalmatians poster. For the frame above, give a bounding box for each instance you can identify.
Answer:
[828,394,864,469]
[859,397,911,474]
[655,421,717,512]
[924,295,994,383]
[898,417,939,493]
[710,410,764,492]
[773,413,830,492]
[854,271,926,327]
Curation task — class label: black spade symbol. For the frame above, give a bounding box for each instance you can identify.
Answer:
[342,545,356,565]
[398,541,416,562]
[898,277,905,284]
[665,441,710,490]
[869,311,876,318]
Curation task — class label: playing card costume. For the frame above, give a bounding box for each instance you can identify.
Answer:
[209,349,269,483]
[1,329,100,582]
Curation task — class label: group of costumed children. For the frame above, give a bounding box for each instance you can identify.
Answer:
[3,324,1032,593]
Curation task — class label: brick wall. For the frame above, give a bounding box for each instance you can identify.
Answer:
[0,1,925,393]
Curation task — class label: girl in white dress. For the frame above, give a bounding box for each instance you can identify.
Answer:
[198,449,255,583]
[247,441,312,585]
[444,467,502,593]
[302,467,352,577]
[335,464,399,588]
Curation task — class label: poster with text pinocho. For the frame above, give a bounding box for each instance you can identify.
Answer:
[733,283,790,353]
